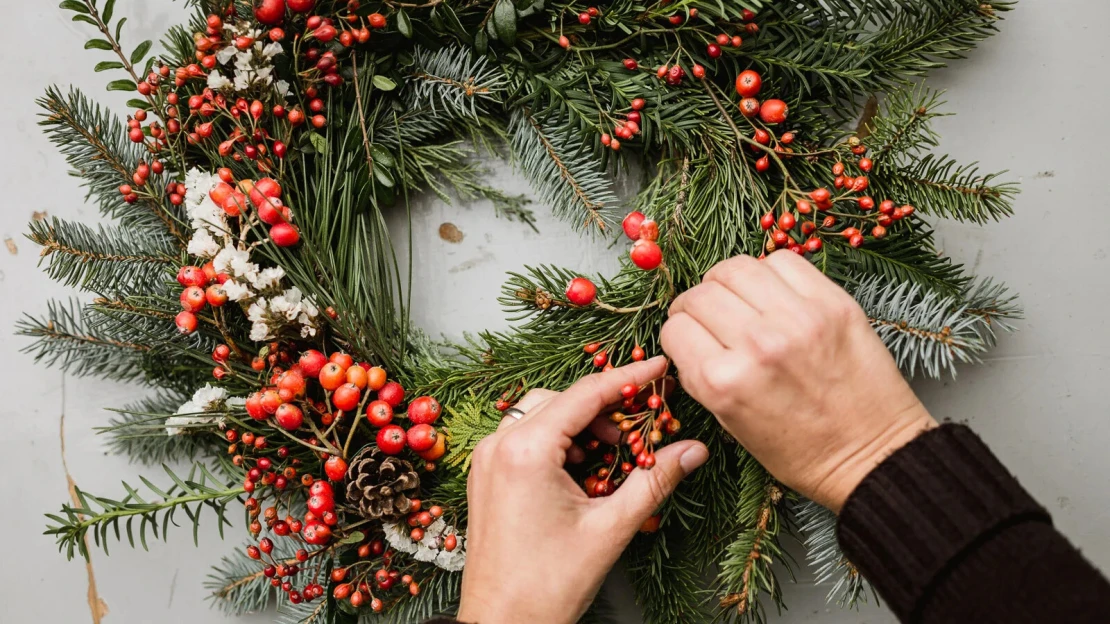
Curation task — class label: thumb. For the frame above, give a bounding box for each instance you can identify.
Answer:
[601,440,709,534]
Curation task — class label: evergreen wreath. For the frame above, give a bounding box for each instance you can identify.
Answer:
[25,0,1022,621]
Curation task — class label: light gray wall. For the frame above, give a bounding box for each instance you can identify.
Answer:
[1,1,1106,622]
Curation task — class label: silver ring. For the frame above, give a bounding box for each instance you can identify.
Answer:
[503,407,526,420]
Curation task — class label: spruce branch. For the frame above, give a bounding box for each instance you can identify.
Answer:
[851,274,1020,378]
[793,499,874,609]
[715,472,788,624]
[18,299,152,381]
[509,109,619,230]
[102,390,213,465]
[28,217,176,295]
[408,45,506,118]
[45,463,244,561]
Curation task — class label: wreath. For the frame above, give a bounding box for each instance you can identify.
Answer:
[26,0,1021,621]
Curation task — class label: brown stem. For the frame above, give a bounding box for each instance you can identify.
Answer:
[870,317,955,345]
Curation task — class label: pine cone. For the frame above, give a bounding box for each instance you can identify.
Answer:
[345,447,421,521]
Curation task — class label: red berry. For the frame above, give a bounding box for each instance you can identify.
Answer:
[175,311,198,334]
[739,98,761,117]
[623,58,638,71]
[805,237,823,253]
[177,265,209,288]
[302,522,332,545]
[638,219,659,242]
[707,43,722,59]
[760,213,775,230]
[407,396,441,425]
[378,381,405,407]
[593,351,608,368]
[872,225,888,239]
[778,212,796,230]
[859,157,873,172]
[755,155,770,172]
[407,424,438,452]
[367,400,394,427]
[630,239,663,270]
[760,99,789,124]
[287,0,315,12]
[253,0,285,25]
[692,64,706,79]
[559,35,570,49]
[377,425,407,455]
[621,211,646,240]
[324,456,347,481]
[332,383,361,411]
[298,350,327,378]
[810,188,832,203]
[180,286,206,312]
[565,277,598,306]
[578,12,591,24]
[850,233,865,248]
[797,199,813,214]
[307,493,335,516]
[274,403,304,430]
[270,223,300,247]
[631,345,646,361]
[754,129,771,145]
[368,13,387,28]
[735,70,762,97]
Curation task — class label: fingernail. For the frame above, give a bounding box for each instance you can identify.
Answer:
[679,444,709,475]
[646,355,667,366]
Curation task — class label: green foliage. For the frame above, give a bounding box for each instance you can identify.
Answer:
[27,217,176,295]
[794,499,875,609]
[441,394,501,473]
[28,0,1024,621]
[852,274,1020,378]
[45,463,243,560]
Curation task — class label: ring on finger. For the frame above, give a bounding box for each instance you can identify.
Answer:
[503,407,526,421]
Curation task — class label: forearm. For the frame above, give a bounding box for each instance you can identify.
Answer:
[838,424,1110,623]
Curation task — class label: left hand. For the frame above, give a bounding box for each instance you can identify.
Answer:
[456,357,710,624]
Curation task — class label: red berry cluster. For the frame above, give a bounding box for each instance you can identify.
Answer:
[210,171,301,246]
[577,5,601,24]
[707,32,745,59]
[600,98,646,152]
[583,379,681,497]
[117,155,174,205]
[621,211,663,270]
[174,262,231,335]
[582,340,646,372]
[331,546,422,611]
[758,139,915,255]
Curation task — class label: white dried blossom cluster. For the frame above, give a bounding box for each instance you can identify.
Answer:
[206,21,291,97]
[182,168,320,342]
[382,520,467,572]
[165,384,245,435]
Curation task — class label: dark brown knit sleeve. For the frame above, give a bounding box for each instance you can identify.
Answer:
[837,423,1110,623]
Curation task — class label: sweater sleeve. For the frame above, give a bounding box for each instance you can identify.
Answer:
[837,424,1110,623]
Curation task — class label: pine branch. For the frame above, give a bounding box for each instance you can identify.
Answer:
[793,499,873,608]
[27,217,176,295]
[45,463,243,561]
[824,225,967,296]
[851,274,1020,378]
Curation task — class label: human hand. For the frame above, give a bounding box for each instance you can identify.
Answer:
[660,252,936,512]
[456,358,709,624]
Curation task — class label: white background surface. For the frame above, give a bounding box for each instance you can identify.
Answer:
[1,1,1107,622]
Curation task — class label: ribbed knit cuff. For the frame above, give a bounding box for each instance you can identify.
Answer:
[837,424,1051,622]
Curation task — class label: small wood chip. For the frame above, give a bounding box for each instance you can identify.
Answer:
[438,222,464,243]
[4,238,17,255]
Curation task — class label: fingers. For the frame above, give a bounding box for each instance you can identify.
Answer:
[703,255,796,312]
[587,415,621,446]
[669,281,760,348]
[498,388,558,430]
[762,250,838,299]
[525,357,669,441]
[598,440,709,534]
[660,312,724,375]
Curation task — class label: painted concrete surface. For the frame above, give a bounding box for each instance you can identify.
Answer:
[1,1,1106,622]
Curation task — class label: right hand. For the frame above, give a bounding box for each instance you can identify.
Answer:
[660,252,937,511]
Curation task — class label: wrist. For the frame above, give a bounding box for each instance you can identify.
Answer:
[823,406,938,513]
